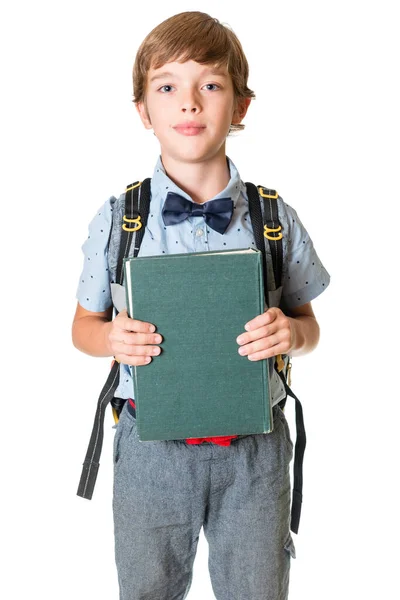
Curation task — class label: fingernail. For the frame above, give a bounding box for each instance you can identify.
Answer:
[145,357,151,363]
[154,335,162,343]
[238,347,246,356]
[244,323,250,331]
[149,325,156,333]
[236,335,244,344]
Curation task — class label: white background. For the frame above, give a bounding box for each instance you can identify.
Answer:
[1,0,398,598]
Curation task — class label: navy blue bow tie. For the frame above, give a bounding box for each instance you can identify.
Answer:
[162,192,234,235]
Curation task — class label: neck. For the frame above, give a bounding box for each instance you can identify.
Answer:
[160,151,230,204]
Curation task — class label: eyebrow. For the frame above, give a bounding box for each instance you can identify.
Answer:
[149,72,175,83]
[149,68,229,83]
[207,69,229,79]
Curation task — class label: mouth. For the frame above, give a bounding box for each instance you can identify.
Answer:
[173,123,206,136]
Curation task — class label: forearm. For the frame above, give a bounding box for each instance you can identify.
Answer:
[289,314,320,357]
[72,315,113,357]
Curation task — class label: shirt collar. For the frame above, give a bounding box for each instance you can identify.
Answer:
[150,156,243,207]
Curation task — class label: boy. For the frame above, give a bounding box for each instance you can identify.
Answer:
[73,11,330,600]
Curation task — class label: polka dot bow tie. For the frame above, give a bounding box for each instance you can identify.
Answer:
[162,192,234,235]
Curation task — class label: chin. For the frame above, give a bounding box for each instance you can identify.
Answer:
[169,144,225,164]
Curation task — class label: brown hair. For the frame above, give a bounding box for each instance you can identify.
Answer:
[132,11,255,132]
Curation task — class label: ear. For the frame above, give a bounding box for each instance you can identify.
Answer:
[232,97,251,125]
[135,101,152,129]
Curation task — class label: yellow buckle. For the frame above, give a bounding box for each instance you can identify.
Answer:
[276,354,285,372]
[112,407,119,424]
[263,224,283,241]
[125,181,142,193]
[258,186,278,200]
[122,215,142,232]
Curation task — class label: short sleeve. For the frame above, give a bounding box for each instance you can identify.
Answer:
[76,197,115,312]
[281,203,330,310]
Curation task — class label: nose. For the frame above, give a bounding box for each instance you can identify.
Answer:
[180,90,201,113]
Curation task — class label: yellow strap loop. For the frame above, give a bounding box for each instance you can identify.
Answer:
[258,187,279,199]
[122,215,142,232]
[263,224,283,241]
[125,181,142,193]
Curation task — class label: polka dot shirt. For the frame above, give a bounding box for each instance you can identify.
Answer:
[76,156,330,403]
[77,156,330,313]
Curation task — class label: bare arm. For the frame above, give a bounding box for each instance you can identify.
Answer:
[72,303,114,356]
[72,303,162,365]
[236,302,320,361]
[284,303,320,357]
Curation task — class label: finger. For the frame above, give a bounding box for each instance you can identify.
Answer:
[244,308,279,332]
[238,333,281,357]
[116,314,157,334]
[241,325,292,356]
[248,339,289,361]
[236,324,277,346]
[116,332,162,346]
[247,347,280,361]
[115,353,154,367]
[112,342,161,357]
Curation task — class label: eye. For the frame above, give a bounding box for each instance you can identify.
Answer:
[159,85,174,93]
[203,83,220,91]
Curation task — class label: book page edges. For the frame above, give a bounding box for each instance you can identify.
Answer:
[124,261,140,422]
[257,252,273,433]
[124,260,133,318]
[126,247,258,262]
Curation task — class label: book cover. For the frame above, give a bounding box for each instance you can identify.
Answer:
[124,248,272,441]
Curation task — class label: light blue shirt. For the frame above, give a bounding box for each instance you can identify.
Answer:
[77,156,330,402]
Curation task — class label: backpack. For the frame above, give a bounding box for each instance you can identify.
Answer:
[77,178,306,534]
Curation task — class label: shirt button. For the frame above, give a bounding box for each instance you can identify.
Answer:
[195,228,204,237]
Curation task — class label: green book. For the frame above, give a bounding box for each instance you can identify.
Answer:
[124,248,272,441]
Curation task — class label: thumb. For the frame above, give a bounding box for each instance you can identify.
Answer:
[265,307,281,322]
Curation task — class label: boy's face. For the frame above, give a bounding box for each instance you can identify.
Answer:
[136,60,250,165]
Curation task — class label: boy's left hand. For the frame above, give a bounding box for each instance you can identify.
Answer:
[236,307,293,361]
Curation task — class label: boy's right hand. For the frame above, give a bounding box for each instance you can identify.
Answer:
[108,310,162,366]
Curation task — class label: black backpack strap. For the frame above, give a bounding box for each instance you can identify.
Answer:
[278,372,306,535]
[77,178,151,500]
[77,360,120,499]
[247,181,306,534]
[246,182,269,301]
[111,177,151,415]
[246,182,283,295]
[258,186,283,289]
[116,178,152,284]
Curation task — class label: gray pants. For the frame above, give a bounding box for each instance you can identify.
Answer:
[113,403,296,600]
